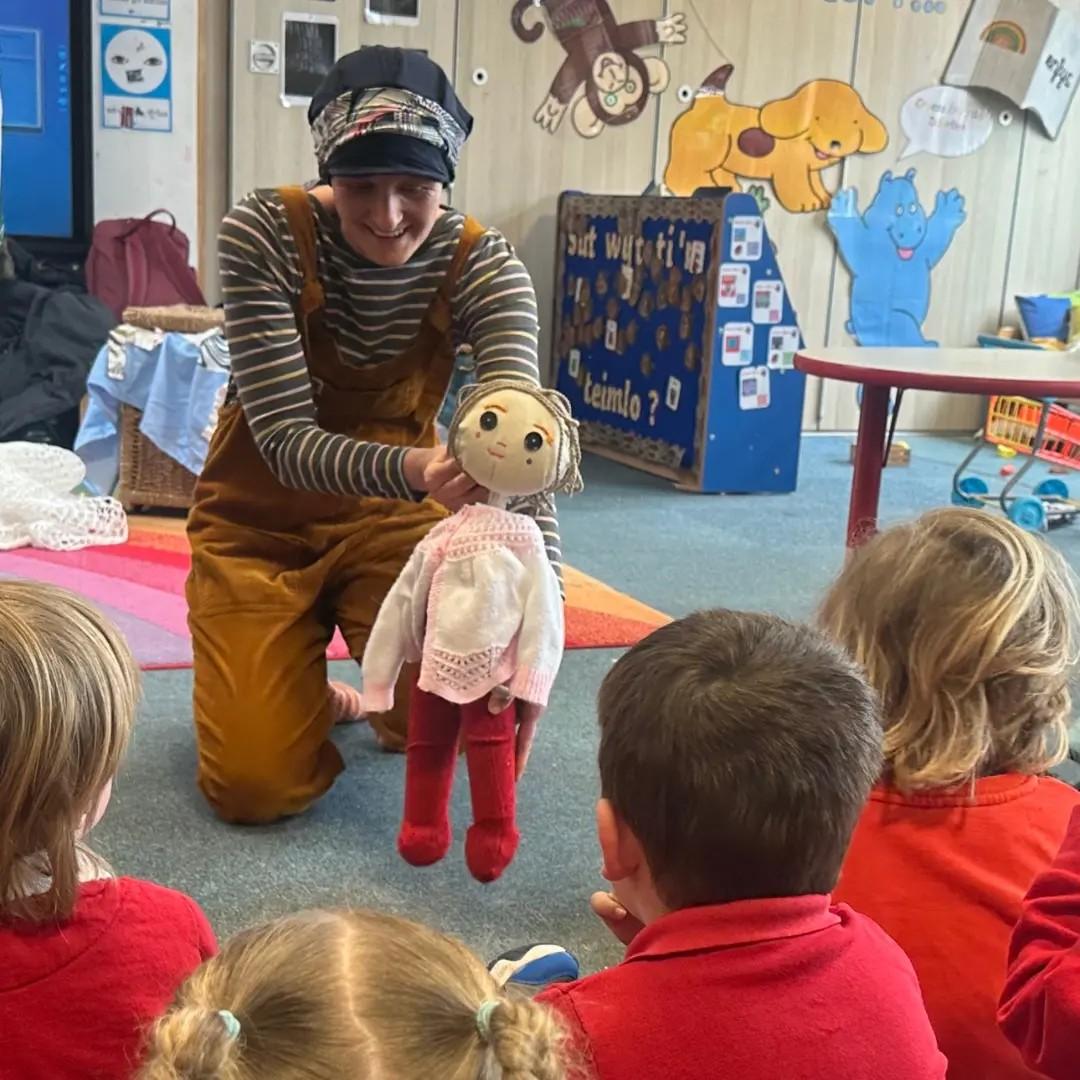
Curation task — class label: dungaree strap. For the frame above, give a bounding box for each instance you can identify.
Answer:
[427,216,488,334]
[277,186,325,316]
[408,216,488,432]
[449,216,488,285]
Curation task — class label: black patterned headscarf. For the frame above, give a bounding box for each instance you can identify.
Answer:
[308,47,473,184]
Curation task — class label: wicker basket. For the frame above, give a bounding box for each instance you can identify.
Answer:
[114,304,222,511]
[122,303,224,333]
[116,405,198,511]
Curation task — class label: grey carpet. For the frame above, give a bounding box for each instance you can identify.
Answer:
[94,433,1080,970]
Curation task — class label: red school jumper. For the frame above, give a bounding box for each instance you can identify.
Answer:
[537,895,946,1079]
[833,774,1080,1080]
[999,803,1080,1080]
[0,877,217,1079]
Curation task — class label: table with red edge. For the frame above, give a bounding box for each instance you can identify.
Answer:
[794,348,1080,547]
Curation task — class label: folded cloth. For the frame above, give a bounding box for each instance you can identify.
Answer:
[75,328,230,495]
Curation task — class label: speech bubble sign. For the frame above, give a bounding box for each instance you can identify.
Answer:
[899,86,995,161]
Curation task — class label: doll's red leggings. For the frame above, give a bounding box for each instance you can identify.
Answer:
[398,685,519,883]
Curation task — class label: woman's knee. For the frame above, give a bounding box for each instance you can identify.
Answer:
[197,741,344,824]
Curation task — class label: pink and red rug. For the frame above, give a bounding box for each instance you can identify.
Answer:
[0,519,669,670]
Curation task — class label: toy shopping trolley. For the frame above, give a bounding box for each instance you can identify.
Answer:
[952,396,1080,531]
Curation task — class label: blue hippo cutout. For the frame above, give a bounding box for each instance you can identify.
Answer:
[827,168,966,347]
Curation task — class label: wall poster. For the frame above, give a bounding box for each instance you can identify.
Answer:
[282,12,338,108]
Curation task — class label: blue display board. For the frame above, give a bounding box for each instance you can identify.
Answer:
[0,0,74,239]
[553,192,806,494]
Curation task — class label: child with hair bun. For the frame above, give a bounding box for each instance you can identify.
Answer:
[141,908,568,1080]
[823,508,1080,1080]
[0,580,216,1077]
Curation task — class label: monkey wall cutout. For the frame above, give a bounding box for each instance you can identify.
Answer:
[511,0,687,138]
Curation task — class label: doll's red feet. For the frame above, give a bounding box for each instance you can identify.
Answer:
[398,820,452,866]
[465,820,520,883]
[328,681,365,725]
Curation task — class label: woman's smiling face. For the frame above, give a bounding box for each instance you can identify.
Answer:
[455,389,561,496]
[330,174,443,266]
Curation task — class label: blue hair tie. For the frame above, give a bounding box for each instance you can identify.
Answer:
[217,1009,241,1041]
[475,1000,500,1043]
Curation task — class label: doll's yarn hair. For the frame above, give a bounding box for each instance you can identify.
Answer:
[449,379,584,497]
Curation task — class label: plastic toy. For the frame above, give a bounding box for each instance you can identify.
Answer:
[952,395,1080,531]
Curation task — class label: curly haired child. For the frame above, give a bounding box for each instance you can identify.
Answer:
[822,508,1080,1080]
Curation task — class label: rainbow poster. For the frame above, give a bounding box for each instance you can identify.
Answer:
[981,19,1028,52]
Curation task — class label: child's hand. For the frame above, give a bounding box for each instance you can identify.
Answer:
[590,891,646,946]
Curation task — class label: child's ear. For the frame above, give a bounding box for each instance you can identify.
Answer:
[77,778,114,839]
[596,798,641,882]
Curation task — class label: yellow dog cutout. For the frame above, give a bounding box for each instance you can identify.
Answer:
[664,66,888,213]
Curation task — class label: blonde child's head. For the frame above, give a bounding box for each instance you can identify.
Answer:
[0,580,139,923]
[818,507,1079,792]
[141,908,567,1080]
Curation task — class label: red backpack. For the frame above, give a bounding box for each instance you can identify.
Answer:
[85,209,206,319]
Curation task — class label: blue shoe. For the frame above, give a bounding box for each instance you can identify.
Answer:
[489,944,580,989]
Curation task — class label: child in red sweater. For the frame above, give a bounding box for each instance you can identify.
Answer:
[821,508,1080,1080]
[536,609,947,1079]
[0,581,217,1078]
[998,803,1080,1079]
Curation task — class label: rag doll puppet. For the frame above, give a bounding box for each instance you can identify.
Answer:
[361,380,583,882]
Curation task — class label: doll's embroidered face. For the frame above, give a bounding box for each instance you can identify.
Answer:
[454,388,562,496]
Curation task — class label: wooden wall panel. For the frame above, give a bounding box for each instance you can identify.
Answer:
[453,0,666,382]
[230,1,359,201]
[818,1,1024,432]
[346,3,457,74]
[198,0,230,303]
[1002,0,1080,322]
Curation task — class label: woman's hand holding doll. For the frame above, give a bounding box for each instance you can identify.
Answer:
[487,686,543,781]
[403,445,490,511]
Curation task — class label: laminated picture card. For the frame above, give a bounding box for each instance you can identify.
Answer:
[944,0,1080,138]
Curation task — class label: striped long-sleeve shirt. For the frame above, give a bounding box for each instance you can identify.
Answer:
[218,189,562,574]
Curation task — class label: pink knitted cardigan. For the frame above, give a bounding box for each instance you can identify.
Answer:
[361,503,564,710]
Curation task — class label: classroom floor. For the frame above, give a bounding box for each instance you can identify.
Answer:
[94,433,1080,973]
